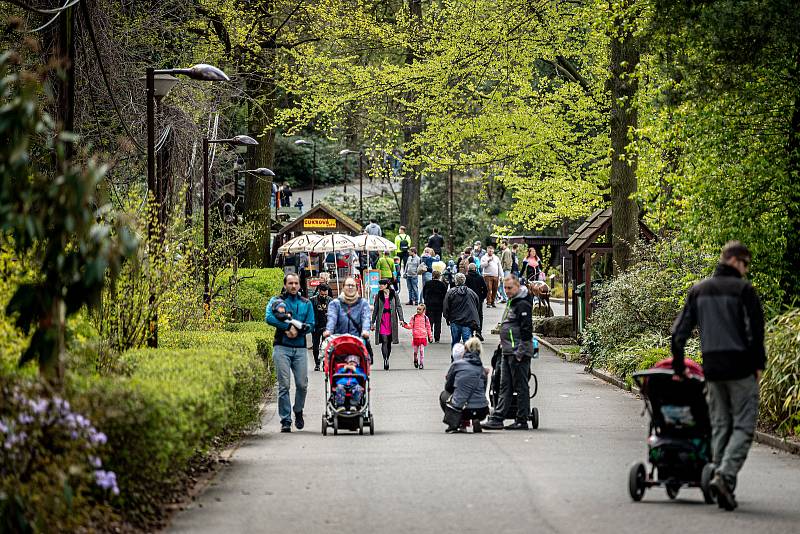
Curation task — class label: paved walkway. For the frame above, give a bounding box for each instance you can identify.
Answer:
[169,304,800,534]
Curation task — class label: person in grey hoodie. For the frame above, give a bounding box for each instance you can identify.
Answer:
[441,336,490,433]
[404,247,422,305]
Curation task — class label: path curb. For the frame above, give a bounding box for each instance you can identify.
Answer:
[535,336,569,360]
[580,363,799,457]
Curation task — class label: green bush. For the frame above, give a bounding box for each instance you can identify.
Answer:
[761,309,800,435]
[67,340,271,527]
[214,268,284,321]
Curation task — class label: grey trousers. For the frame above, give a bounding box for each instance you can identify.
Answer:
[707,376,759,488]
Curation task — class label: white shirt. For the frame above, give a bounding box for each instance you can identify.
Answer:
[481,254,501,277]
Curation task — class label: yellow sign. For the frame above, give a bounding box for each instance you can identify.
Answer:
[304,218,337,229]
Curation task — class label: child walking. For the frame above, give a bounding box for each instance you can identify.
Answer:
[403,304,433,369]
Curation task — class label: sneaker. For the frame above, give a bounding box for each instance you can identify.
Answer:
[336,406,346,413]
[482,419,505,430]
[445,426,462,433]
[419,362,424,370]
[280,423,291,433]
[504,421,529,430]
[313,364,320,371]
[711,474,737,511]
[294,411,305,430]
[472,420,483,433]
[414,358,419,368]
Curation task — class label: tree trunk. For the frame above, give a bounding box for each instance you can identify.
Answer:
[244,52,277,268]
[782,51,800,303]
[608,0,639,274]
[400,0,423,246]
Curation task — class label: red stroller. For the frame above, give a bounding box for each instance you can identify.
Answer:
[321,334,374,436]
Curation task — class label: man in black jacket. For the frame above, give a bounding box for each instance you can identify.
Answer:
[443,273,480,349]
[309,284,331,371]
[422,270,448,342]
[465,263,488,333]
[671,241,765,511]
[484,274,535,430]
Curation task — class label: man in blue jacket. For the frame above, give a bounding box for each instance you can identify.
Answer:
[266,273,315,433]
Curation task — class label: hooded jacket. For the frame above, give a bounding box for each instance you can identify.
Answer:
[499,285,534,358]
[445,351,489,409]
[443,285,480,328]
[265,292,315,348]
[465,270,488,302]
[671,263,766,380]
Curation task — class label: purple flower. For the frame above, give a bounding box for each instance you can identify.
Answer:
[89,430,107,445]
[88,455,102,468]
[28,398,49,415]
[0,419,8,434]
[17,413,34,425]
[94,469,119,495]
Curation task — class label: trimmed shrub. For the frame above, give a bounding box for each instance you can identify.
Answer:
[761,309,800,435]
[66,343,270,526]
[214,268,284,321]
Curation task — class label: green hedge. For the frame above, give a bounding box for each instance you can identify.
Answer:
[66,328,273,526]
[215,268,284,321]
[761,309,800,435]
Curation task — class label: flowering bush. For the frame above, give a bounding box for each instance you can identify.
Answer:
[0,379,117,531]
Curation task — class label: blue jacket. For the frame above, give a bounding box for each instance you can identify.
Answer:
[265,292,315,348]
[335,365,366,387]
[326,298,371,336]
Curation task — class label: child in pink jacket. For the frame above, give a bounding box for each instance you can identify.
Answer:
[403,304,433,369]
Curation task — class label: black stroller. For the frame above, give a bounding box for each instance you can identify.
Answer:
[628,358,715,503]
[488,341,540,429]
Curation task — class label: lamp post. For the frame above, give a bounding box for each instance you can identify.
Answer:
[203,135,259,307]
[237,167,277,265]
[145,63,229,348]
[339,148,358,194]
[294,139,316,206]
[339,148,360,216]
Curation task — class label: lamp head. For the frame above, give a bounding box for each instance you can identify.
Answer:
[338,149,358,156]
[250,167,275,177]
[231,135,258,146]
[185,64,229,82]
[295,139,313,146]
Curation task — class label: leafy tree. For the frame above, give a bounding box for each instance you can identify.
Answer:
[0,45,137,385]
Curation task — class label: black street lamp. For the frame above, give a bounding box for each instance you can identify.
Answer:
[203,135,259,307]
[294,139,316,206]
[339,148,360,213]
[145,63,228,348]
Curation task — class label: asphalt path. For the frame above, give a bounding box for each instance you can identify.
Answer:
[169,303,800,534]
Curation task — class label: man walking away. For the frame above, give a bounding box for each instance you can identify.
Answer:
[395,225,412,270]
[671,241,765,511]
[365,218,382,236]
[404,247,422,305]
[266,274,315,433]
[480,246,502,307]
[422,270,448,342]
[443,273,480,350]
[484,274,535,430]
[427,228,445,257]
[309,284,331,371]
[465,263,488,334]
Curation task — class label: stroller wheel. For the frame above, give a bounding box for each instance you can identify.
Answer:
[321,415,327,436]
[530,407,539,429]
[666,482,680,500]
[369,417,375,435]
[701,463,717,504]
[333,414,339,435]
[628,462,647,502]
[358,416,364,435]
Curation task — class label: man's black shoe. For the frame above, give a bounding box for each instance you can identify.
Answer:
[294,411,305,430]
[482,419,505,430]
[313,364,320,371]
[711,475,737,511]
[504,421,529,430]
[280,423,291,433]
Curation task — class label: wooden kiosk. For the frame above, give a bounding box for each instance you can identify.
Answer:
[566,208,655,337]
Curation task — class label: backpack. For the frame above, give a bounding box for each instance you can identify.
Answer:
[398,235,410,252]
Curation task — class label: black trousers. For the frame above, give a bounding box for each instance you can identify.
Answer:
[311,330,324,366]
[379,334,392,360]
[491,354,530,422]
[476,305,484,333]
[439,391,490,422]
[426,309,442,341]
[399,251,409,271]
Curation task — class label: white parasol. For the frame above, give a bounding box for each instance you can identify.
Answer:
[277,233,322,254]
[349,234,396,252]
[307,234,360,294]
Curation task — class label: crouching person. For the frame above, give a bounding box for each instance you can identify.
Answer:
[440,337,490,433]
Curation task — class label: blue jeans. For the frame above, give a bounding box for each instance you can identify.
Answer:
[497,270,510,300]
[406,275,419,303]
[450,323,472,348]
[273,345,309,426]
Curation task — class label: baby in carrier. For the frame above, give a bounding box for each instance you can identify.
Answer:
[334,354,366,411]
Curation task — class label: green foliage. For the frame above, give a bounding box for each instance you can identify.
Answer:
[760,309,800,435]
[214,268,285,321]
[274,134,347,187]
[67,342,270,526]
[0,46,137,380]
[584,240,708,381]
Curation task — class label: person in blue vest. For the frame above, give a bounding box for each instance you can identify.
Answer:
[266,273,315,433]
